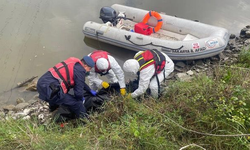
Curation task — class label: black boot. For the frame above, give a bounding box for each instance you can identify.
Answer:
[49,105,59,112]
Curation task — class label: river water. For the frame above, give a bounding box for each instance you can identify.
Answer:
[0,0,250,105]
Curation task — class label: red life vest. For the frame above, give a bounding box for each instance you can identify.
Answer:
[49,57,84,93]
[134,50,166,74]
[90,50,111,73]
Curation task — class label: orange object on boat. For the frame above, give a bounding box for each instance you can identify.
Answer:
[142,11,163,33]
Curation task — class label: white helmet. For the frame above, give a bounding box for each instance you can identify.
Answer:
[123,59,139,74]
[96,58,109,71]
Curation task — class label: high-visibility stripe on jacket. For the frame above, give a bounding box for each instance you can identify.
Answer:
[134,49,166,74]
[90,50,111,73]
[49,57,84,93]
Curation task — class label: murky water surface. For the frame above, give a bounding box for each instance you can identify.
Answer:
[1,0,250,104]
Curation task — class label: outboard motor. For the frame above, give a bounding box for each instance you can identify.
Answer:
[99,7,118,26]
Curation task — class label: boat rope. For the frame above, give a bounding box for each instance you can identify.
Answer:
[143,104,250,137]
[124,35,184,51]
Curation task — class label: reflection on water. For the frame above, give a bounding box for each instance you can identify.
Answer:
[1,0,250,104]
[0,87,37,106]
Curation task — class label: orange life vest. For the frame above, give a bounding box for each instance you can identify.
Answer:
[49,57,84,93]
[134,50,166,74]
[90,50,111,74]
[142,11,163,33]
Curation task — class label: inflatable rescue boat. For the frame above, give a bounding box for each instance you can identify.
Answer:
[83,4,230,60]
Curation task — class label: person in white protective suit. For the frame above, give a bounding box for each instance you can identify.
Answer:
[123,49,174,98]
[88,50,126,96]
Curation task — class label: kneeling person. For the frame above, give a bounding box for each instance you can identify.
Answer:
[123,49,174,98]
[88,50,126,96]
[37,56,95,119]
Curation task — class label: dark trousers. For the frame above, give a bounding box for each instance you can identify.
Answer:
[37,72,86,118]
[49,94,86,118]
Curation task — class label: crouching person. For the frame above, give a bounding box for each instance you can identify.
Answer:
[37,56,95,119]
[123,49,174,99]
[88,50,126,96]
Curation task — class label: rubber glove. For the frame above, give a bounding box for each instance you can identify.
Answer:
[102,81,110,89]
[120,88,126,96]
[90,89,97,96]
[82,97,85,104]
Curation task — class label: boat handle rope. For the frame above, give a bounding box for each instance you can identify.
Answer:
[125,35,184,51]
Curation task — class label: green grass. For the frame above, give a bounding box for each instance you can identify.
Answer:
[1,49,250,150]
[238,48,250,68]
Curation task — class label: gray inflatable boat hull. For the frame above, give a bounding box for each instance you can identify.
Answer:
[83,4,230,60]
